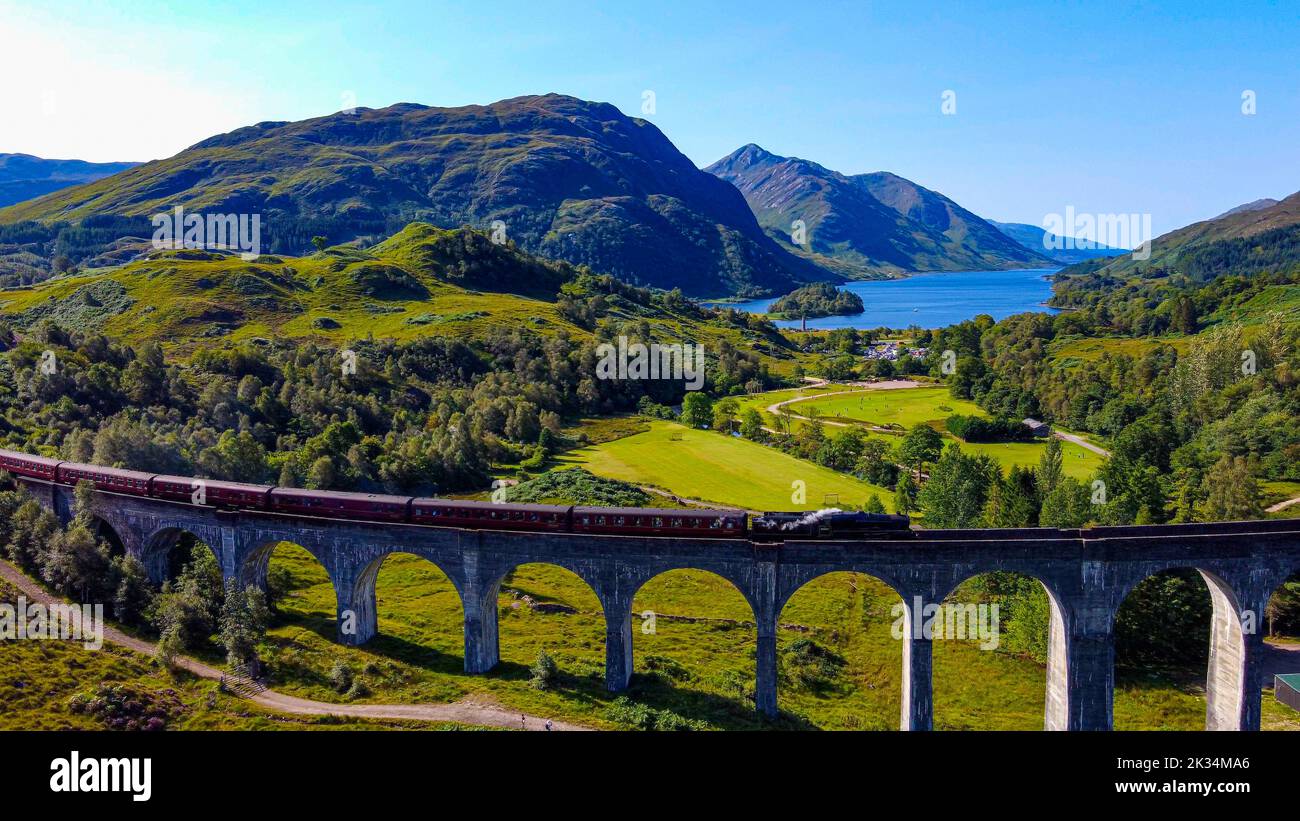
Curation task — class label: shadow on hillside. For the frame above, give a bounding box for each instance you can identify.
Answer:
[268,605,823,729]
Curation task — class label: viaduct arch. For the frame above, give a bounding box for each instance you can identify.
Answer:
[19,478,1300,731]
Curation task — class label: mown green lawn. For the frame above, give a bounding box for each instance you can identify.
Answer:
[788,386,983,431]
[556,419,896,511]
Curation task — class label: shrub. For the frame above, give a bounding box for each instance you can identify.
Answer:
[529,650,558,690]
[329,659,355,693]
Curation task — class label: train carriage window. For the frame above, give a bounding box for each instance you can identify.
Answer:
[711,519,722,529]
[615,516,625,526]
[596,515,607,525]
[653,517,664,528]
[671,518,683,528]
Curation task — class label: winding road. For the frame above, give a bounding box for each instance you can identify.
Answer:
[0,559,590,731]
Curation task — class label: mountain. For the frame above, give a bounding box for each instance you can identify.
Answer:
[0,95,828,298]
[1052,191,1300,308]
[0,154,138,208]
[704,144,1050,278]
[1213,198,1280,220]
[990,220,1127,265]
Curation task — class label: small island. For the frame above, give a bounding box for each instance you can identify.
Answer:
[767,282,864,319]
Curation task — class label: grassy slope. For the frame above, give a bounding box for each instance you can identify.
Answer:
[556,419,896,511]
[0,578,466,730]
[0,225,805,377]
[261,547,1299,730]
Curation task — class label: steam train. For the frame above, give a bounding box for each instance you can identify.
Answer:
[0,448,914,541]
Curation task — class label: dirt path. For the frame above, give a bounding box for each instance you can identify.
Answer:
[0,560,590,731]
[1266,496,1300,514]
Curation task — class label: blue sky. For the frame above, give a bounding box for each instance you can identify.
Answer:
[2,0,1297,236]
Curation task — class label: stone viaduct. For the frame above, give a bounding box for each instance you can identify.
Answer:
[20,477,1300,731]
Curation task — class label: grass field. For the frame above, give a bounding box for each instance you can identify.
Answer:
[788,386,983,430]
[757,385,1106,480]
[556,419,896,511]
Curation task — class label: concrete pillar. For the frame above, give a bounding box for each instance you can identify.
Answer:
[1044,588,1070,730]
[1202,576,1261,731]
[334,562,377,646]
[239,544,271,592]
[752,549,779,718]
[755,630,778,718]
[1065,633,1114,730]
[603,595,633,692]
[461,573,500,674]
[900,602,933,731]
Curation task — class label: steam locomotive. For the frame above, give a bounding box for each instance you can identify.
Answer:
[0,449,914,541]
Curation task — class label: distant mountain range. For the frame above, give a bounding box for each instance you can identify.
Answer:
[0,95,828,298]
[0,154,138,208]
[705,144,1050,278]
[1052,192,1300,306]
[990,221,1128,265]
[8,96,1294,302]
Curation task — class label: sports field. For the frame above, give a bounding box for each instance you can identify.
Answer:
[787,386,983,430]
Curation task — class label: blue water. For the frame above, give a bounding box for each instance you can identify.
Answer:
[710,267,1062,330]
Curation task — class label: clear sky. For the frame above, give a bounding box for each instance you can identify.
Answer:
[1,0,1297,236]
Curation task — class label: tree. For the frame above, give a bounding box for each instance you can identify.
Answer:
[1037,436,1064,497]
[112,555,154,627]
[712,398,739,434]
[856,438,899,488]
[312,235,328,252]
[530,649,558,690]
[739,408,765,440]
[898,424,944,471]
[862,494,886,514]
[306,455,336,489]
[894,472,918,514]
[41,523,114,602]
[4,499,60,571]
[817,428,865,471]
[916,444,997,528]
[983,465,1039,528]
[681,393,713,428]
[1198,454,1263,521]
[198,430,269,482]
[1039,476,1093,528]
[219,579,270,675]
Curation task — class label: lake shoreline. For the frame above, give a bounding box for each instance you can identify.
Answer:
[703,266,1064,331]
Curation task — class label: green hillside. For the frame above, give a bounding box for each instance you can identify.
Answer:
[0,95,829,297]
[0,223,802,366]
